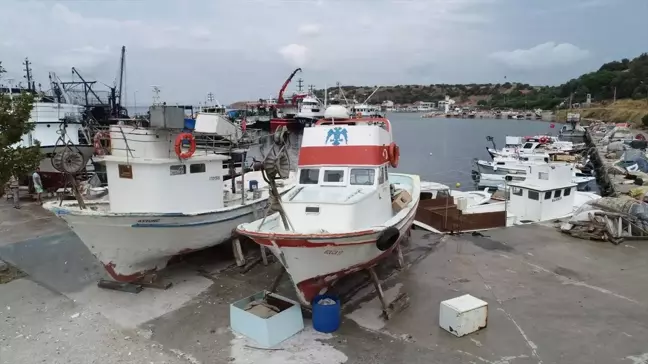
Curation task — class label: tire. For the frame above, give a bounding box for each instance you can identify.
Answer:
[376,227,400,251]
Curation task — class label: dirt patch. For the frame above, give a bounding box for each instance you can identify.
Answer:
[465,236,514,252]
[0,262,26,284]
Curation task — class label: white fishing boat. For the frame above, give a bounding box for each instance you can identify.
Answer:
[44,107,296,282]
[294,94,324,127]
[236,106,420,305]
[416,163,601,233]
[420,181,491,207]
[486,136,582,159]
[475,172,596,191]
[474,153,551,175]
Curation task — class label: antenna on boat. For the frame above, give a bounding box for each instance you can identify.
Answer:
[324,83,328,107]
[151,85,161,105]
[362,85,381,105]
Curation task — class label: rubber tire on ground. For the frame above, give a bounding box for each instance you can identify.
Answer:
[376,227,400,252]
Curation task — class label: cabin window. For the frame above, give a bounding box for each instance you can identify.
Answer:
[528,191,539,200]
[512,187,523,196]
[350,168,376,185]
[522,143,533,149]
[170,165,186,176]
[323,170,345,183]
[544,191,552,200]
[554,189,562,198]
[538,172,549,180]
[190,163,206,174]
[299,168,319,184]
[118,164,133,179]
[564,187,572,196]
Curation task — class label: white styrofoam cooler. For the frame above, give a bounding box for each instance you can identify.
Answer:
[439,294,488,337]
[230,291,304,348]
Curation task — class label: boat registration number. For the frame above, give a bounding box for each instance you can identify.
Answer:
[324,250,343,256]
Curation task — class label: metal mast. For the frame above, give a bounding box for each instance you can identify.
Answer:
[117,46,126,107]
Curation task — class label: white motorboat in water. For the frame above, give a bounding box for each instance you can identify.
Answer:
[236,106,419,305]
[44,107,296,283]
[294,94,324,127]
[476,171,595,191]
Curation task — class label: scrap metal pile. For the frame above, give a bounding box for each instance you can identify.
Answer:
[560,196,648,244]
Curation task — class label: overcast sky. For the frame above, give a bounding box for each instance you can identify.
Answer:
[0,0,646,105]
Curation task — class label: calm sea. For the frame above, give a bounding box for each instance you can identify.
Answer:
[248,113,563,191]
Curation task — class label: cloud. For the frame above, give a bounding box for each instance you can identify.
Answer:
[298,23,321,37]
[489,42,591,69]
[278,44,309,67]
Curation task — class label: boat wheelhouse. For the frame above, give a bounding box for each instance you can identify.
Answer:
[236,106,420,306]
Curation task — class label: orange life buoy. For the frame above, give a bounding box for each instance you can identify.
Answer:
[175,133,196,159]
[388,142,400,168]
[93,131,111,156]
[539,136,549,144]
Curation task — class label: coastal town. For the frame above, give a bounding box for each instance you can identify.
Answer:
[2,2,648,363]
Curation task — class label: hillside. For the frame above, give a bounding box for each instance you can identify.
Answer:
[314,53,648,111]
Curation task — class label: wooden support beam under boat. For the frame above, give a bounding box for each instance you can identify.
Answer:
[97,273,172,293]
[368,266,410,320]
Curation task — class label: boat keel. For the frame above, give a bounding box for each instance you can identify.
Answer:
[97,273,172,294]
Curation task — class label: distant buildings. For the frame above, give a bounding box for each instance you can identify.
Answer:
[381,100,395,111]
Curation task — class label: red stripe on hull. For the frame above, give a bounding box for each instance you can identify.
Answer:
[254,237,376,248]
[298,145,390,166]
[296,216,415,304]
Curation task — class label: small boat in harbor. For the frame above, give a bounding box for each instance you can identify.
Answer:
[294,94,324,127]
[236,106,420,305]
[416,163,600,233]
[44,107,296,283]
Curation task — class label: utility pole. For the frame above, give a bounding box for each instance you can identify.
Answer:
[297,78,304,92]
[613,87,617,104]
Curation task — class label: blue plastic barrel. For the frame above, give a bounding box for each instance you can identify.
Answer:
[184,118,196,130]
[312,294,341,333]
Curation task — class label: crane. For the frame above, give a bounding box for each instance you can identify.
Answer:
[277,68,302,104]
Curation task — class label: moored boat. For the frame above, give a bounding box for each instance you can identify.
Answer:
[236,105,420,305]
[44,107,296,283]
[416,163,600,233]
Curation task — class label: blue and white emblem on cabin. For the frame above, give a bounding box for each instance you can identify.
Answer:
[325,127,348,146]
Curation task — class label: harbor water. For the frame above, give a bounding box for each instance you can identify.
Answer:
[249,114,562,190]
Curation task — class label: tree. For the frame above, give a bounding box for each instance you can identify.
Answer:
[642,114,648,128]
[0,61,41,192]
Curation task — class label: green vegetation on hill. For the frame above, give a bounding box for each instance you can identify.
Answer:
[315,53,648,111]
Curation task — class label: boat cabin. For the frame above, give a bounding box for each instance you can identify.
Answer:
[104,124,229,214]
[285,117,394,232]
[507,163,577,223]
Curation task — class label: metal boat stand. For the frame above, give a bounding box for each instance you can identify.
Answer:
[98,273,172,293]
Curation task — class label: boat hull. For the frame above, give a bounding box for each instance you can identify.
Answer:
[48,199,274,282]
[238,204,418,306]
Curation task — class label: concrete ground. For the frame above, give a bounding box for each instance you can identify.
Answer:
[1,198,648,364]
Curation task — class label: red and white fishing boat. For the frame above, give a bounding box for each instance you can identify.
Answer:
[236,105,421,305]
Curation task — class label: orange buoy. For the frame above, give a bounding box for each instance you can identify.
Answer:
[93,131,111,156]
[539,136,549,144]
[175,133,196,159]
[388,142,400,168]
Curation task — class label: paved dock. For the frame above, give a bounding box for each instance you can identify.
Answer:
[1,199,648,364]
